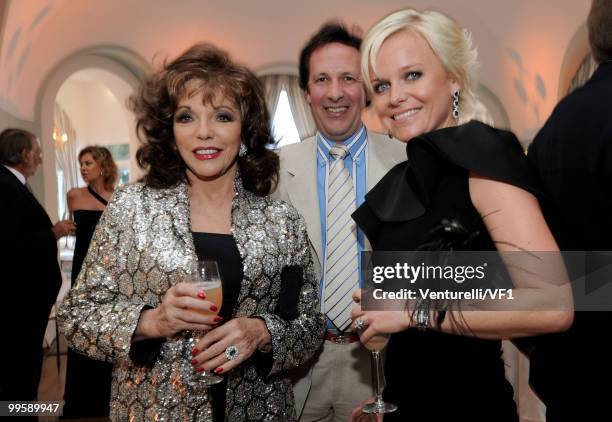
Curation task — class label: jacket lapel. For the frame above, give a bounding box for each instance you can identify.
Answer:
[284,140,323,267]
[163,183,198,276]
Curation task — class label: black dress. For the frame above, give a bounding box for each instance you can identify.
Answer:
[352,121,542,422]
[192,232,243,422]
[62,188,113,419]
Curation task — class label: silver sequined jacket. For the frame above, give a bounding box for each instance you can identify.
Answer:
[57,179,325,421]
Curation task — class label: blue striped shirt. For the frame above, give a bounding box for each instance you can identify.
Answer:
[316,125,367,322]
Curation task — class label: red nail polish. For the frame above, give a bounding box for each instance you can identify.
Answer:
[210,305,218,312]
[213,316,223,323]
[192,348,200,356]
[196,367,205,372]
[214,367,223,374]
[197,291,206,299]
[191,359,198,365]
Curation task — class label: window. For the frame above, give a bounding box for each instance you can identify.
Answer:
[259,71,316,147]
[271,90,301,148]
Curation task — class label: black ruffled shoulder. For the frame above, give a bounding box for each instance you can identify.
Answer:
[353,121,542,235]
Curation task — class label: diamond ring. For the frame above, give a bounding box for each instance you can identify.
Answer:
[225,345,240,361]
[354,318,366,331]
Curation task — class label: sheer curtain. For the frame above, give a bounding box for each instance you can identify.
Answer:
[53,102,78,220]
[285,78,316,140]
[260,74,316,143]
[261,74,286,123]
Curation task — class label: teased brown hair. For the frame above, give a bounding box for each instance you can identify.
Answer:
[130,43,278,195]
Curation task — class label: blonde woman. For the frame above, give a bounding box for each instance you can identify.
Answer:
[350,8,573,421]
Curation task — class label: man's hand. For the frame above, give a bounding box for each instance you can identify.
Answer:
[52,220,76,239]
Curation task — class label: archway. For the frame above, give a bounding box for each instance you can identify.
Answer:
[36,46,148,220]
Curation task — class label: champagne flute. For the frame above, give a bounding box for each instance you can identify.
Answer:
[360,332,398,414]
[189,259,224,386]
[359,256,398,414]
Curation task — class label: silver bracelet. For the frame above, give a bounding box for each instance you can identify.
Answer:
[416,301,430,331]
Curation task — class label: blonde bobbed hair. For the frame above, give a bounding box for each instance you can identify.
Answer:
[362,8,479,125]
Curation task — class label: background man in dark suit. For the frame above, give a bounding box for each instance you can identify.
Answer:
[527,1,612,420]
[0,128,75,401]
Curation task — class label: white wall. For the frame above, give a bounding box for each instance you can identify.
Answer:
[55,68,140,185]
[0,0,592,144]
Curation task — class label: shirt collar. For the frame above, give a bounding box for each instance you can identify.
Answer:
[3,165,26,184]
[317,125,367,160]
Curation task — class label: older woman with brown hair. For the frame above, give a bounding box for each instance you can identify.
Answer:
[58,43,324,421]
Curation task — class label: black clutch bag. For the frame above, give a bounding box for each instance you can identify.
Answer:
[274,265,304,321]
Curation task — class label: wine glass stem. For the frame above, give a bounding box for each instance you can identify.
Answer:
[371,351,385,403]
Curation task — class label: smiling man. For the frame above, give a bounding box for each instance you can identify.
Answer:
[274,23,405,421]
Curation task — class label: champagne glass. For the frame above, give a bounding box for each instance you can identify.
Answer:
[189,259,224,386]
[359,256,397,414]
[361,332,398,414]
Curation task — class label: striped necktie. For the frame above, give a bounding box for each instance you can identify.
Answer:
[324,145,359,331]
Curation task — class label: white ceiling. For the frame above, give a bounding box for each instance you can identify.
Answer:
[0,0,592,140]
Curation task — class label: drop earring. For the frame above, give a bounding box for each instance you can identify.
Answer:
[238,143,247,157]
[452,90,460,120]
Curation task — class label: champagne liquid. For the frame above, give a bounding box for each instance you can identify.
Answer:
[364,334,389,351]
[193,283,223,316]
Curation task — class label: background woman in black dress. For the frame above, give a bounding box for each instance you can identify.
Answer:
[349,8,574,421]
[63,146,116,419]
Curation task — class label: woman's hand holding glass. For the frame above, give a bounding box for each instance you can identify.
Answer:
[350,289,412,344]
[351,288,407,415]
[136,282,222,340]
[191,317,271,375]
[185,260,225,385]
